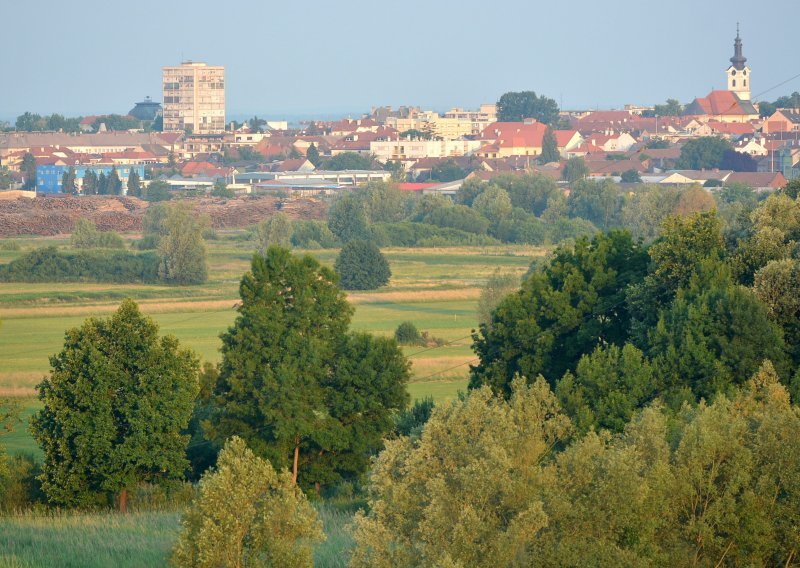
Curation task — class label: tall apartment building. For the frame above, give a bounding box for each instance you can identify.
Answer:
[162,61,225,134]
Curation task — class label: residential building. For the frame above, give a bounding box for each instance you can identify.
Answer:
[370,139,482,162]
[162,61,225,134]
[762,109,800,133]
[36,161,146,194]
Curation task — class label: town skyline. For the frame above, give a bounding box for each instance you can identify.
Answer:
[2,0,799,120]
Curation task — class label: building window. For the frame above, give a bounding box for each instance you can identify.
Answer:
[732,79,736,87]
[744,80,747,87]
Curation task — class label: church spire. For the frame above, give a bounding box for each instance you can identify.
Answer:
[730,23,747,70]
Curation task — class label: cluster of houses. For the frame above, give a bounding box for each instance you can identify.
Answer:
[0,29,796,197]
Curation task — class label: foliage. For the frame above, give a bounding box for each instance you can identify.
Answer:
[350,378,572,568]
[172,437,324,568]
[106,167,123,196]
[21,152,36,190]
[356,182,411,223]
[328,194,370,243]
[753,259,800,366]
[70,218,125,249]
[429,159,467,182]
[324,152,375,171]
[370,221,501,247]
[620,168,641,183]
[471,230,649,395]
[477,270,519,326]
[157,204,208,284]
[496,91,560,125]
[472,185,513,224]
[30,299,199,509]
[419,202,490,235]
[61,166,77,194]
[126,170,142,197]
[335,240,391,290]
[210,178,234,198]
[0,247,160,283]
[620,185,681,242]
[306,143,322,167]
[290,219,339,249]
[256,212,293,252]
[653,98,683,116]
[539,127,560,164]
[144,180,173,202]
[208,248,408,490]
[721,149,758,172]
[562,156,589,182]
[677,136,733,169]
[394,321,422,345]
[394,397,434,438]
[567,178,622,230]
[673,185,716,216]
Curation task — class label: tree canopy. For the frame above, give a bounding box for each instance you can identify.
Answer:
[496,91,560,125]
[334,240,391,290]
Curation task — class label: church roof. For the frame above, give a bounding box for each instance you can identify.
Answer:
[684,90,758,117]
[730,27,747,71]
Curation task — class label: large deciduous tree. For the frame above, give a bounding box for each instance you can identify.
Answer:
[157,204,208,284]
[496,91,560,125]
[676,136,733,170]
[327,194,369,243]
[30,299,199,511]
[334,240,391,290]
[208,247,408,490]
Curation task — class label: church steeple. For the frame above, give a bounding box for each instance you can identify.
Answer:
[726,24,751,100]
[730,23,747,70]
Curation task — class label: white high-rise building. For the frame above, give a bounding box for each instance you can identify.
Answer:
[162,61,225,134]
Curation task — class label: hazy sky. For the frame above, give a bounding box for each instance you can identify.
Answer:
[2,0,798,120]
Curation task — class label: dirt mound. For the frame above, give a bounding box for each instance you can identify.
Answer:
[0,195,327,237]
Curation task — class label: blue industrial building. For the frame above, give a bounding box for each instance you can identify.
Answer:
[36,163,146,194]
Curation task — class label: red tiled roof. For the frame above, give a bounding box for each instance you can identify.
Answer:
[554,130,579,147]
[707,121,755,135]
[396,183,437,191]
[726,172,787,188]
[480,121,548,150]
[689,91,749,116]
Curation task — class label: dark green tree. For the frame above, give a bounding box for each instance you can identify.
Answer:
[97,171,108,195]
[30,299,199,511]
[15,112,43,132]
[157,204,208,284]
[60,167,77,194]
[145,180,173,202]
[21,153,36,190]
[562,156,589,182]
[496,91,560,125]
[306,143,321,167]
[653,98,683,116]
[430,159,467,182]
[539,126,560,164]
[335,240,391,290]
[567,178,622,230]
[677,136,733,170]
[106,167,123,196]
[324,152,374,171]
[82,169,98,195]
[620,169,641,183]
[328,194,369,242]
[470,230,649,396]
[126,170,142,197]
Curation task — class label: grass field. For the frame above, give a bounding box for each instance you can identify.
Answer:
[0,234,542,566]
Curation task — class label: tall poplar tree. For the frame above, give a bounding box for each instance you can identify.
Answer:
[539,126,560,164]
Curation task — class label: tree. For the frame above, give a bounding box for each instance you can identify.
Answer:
[60,167,77,194]
[357,182,410,223]
[145,180,172,202]
[539,126,560,164]
[753,259,800,367]
[0,167,13,190]
[126,170,141,197]
[562,156,589,182]
[249,116,264,133]
[15,112,43,132]
[256,212,293,252]
[779,178,800,199]
[477,270,519,326]
[82,169,97,195]
[653,98,683,116]
[30,300,199,511]
[472,185,513,224]
[305,143,321,167]
[21,153,36,190]
[324,152,374,171]
[211,178,234,198]
[471,230,649,396]
[496,91,560,125]
[676,136,733,170]
[70,218,125,249]
[350,378,572,568]
[106,167,123,196]
[394,321,422,345]
[430,159,467,182]
[172,437,324,568]
[335,240,391,290]
[673,185,715,216]
[328,194,369,242]
[721,149,758,172]
[157,204,208,284]
[567,178,622,230]
[620,168,641,183]
[97,171,108,195]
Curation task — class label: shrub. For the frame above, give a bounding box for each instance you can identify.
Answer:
[0,241,20,251]
[144,181,172,202]
[172,437,324,568]
[334,240,391,290]
[0,453,44,511]
[70,218,125,249]
[394,397,435,438]
[0,247,160,283]
[394,321,422,345]
[291,220,339,249]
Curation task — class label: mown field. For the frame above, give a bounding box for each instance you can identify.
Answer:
[0,233,542,566]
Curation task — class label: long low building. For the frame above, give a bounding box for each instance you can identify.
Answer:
[236,169,391,186]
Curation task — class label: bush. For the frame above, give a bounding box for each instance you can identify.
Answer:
[70,218,125,249]
[0,247,160,283]
[394,321,422,345]
[0,453,44,511]
[395,396,435,437]
[144,181,173,202]
[291,220,339,249]
[132,234,161,250]
[334,240,391,290]
[0,241,20,251]
[374,222,501,247]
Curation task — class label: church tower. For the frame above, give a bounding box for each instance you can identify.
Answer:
[726,24,751,100]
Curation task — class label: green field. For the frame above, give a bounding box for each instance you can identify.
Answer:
[0,234,542,565]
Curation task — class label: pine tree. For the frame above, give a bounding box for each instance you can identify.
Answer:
[60,167,77,194]
[21,152,36,190]
[107,167,122,196]
[97,171,108,195]
[306,143,321,167]
[30,300,199,511]
[82,169,97,195]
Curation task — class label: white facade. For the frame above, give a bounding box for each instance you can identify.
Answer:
[370,139,482,162]
[163,61,226,134]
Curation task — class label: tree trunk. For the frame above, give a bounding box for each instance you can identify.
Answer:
[315,482,320,497]
[119,488,128,514]
[292,436,300,487]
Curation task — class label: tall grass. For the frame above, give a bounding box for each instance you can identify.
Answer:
[314,501,361,568]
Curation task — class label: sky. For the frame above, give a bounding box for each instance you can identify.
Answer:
[1,0,798,121]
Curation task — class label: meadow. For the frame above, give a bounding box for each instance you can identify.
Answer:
[0,233,542,566]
